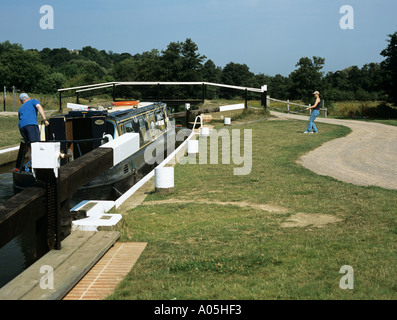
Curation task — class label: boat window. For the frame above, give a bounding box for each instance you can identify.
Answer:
[119,124,126,135]
[138,117,146,129]
[147,111,162,139]
[105,121,116,138]
[155,109,166,130]
[147,112,156,129]
[155,110,163,121]
[132,117,140,132]
[125,120,134,133]
[138,115,151,144]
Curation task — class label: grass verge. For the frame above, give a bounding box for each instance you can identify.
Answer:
[107,116,397,300]
[0,116,22,148]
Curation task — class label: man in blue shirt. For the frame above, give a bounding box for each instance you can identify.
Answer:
[18,93,49,143]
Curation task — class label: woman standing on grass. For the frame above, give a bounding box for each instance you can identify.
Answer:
[304,91,322,134]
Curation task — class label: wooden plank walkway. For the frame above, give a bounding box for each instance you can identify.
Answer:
[63,242,147,300]
[0,231,120,300]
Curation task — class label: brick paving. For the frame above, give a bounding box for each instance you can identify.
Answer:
[63,242,147,300]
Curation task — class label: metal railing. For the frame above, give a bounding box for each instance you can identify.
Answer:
[57,82,268,111]
[268,97,328,117]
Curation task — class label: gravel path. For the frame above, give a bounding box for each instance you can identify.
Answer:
[270,111,397,190]
[0,112,18,116]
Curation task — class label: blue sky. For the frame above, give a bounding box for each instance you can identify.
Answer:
[1,0,396,76]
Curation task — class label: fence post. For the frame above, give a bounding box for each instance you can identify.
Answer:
[261,86,268,111]
[59,91,62,112]
[3,86,6,112]
[112,83,116,102]
[244,89,248,110]
[287,100,290,113]
[185,103,191,128]
[12,86,16,112]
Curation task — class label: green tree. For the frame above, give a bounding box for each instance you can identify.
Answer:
[361,63,383,94]
[0,42,49,92]
[203,59,222,83]
[0,41,24,55]
[80,46,111,69]
[160,41,184,82]
[40,47,73,68]
[36,72,67,94]
[380,31,397,105]
[221,62,254,87]
[289,56,325,102]
[180,38,206,81]
[113,57,139,81]
[135,50,164,81]
[108,51,132,65]
[202,59,222,99]
[63,60,108,87]
[269,74,290,100]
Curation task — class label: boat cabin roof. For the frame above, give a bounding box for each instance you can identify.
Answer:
[56,102,166,123]
[108,102,154,114]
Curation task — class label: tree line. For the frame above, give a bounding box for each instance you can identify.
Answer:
[0,32,396,106]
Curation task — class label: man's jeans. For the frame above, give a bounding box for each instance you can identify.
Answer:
[306,110,320,133]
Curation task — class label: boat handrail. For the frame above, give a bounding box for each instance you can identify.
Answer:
[47,137,110,144]
[192,115,203,130]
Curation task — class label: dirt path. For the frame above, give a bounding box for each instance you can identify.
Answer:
[141,198,342,228]
[0,112,18,116]
[271,111,397,190]
[142,198,288,213]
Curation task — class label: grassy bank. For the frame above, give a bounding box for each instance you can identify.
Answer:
[0,116,21,148]
[1,93,60,112]
[107,116,396,300]
[268,99,397,125]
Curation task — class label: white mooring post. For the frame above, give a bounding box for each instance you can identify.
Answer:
[200,127,210,137]
[31,142,61,178]
[187,140,199,155]
[155,167,174,194]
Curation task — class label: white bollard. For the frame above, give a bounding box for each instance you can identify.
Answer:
[224,117,231,126]
[155,167,174,194]
[200,127,210,137]
[187,140,199,155]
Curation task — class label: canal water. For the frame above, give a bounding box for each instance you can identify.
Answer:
[0,163,38,289]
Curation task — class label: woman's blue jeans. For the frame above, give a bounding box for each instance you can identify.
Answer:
[306,110,320,133]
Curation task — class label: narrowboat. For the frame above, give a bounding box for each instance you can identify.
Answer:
[13,101,183,205]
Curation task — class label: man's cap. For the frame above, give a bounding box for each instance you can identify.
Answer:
[313,91,320,95]
[19,93,30,101]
